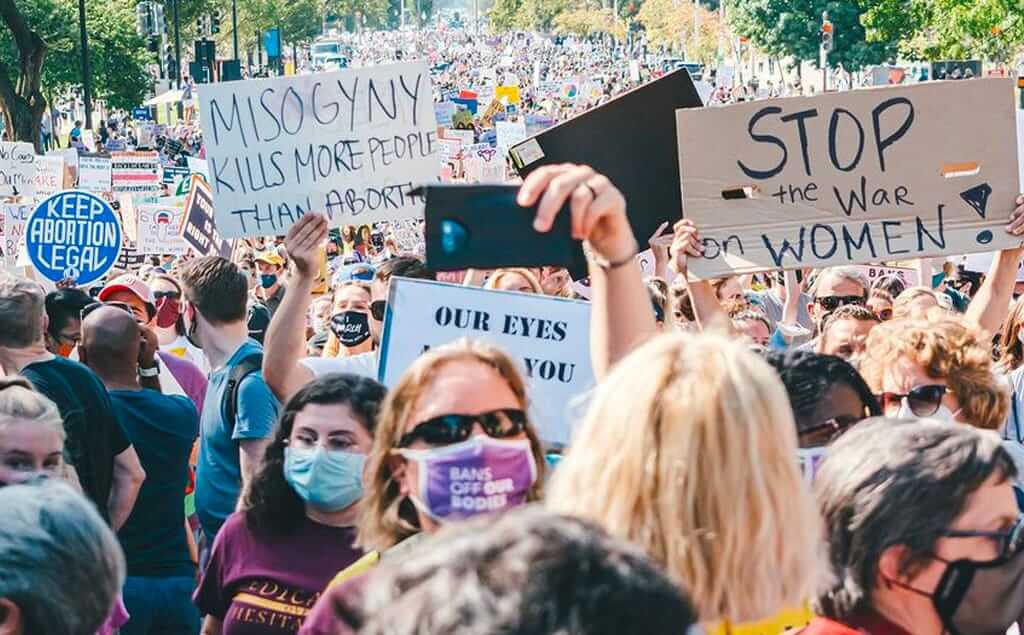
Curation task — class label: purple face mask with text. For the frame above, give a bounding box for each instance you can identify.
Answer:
[398,436,537,522]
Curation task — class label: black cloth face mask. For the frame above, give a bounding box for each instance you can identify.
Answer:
[330,311,371,348]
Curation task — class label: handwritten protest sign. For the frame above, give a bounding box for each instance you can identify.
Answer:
[32,155,64,199]
[198,61,439,238]
[2,204,30,269]
[677,79,1021,278]
[181,176,231,257]
[496,120,526,158]
[78,155,112,192]
[112,151,161,194]
[379,277,594,444]
[25,190,122,284]
[0,143,36,198]
[137,204,189,255]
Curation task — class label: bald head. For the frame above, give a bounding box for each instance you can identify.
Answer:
[80,307,140,380]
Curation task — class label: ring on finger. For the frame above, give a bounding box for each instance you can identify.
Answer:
[577,182,599,201]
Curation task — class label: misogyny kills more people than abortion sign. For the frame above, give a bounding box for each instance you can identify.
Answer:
[197,62,439,239]
[677,79,1021,279]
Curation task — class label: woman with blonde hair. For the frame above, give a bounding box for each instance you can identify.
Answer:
[0,376,70,487]
[484,268,544,294]
[860,313,1008,430]
[891,285,943,320]
[322,281,375,359]
[547,332,822,630]
[300,338,546,635]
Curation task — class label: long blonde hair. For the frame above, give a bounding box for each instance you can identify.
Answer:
[484,268,544,294]
[548,332,822,624]
[357,339,546,552]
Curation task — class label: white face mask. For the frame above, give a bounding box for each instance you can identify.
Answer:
[894,397,961,424]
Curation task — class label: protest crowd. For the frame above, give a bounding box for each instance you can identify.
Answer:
[4,23,1024,635]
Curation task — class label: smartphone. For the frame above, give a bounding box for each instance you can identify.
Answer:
[414,184,585,272]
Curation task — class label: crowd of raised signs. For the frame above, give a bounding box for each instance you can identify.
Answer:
[4,26,1024,635]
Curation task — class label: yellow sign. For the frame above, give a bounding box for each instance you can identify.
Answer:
[496,85,521,105]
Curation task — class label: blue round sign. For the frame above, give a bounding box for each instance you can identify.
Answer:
[25,190,122,285]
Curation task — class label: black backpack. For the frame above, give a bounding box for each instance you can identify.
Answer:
[246,302,272,344]
[221,352,263,435]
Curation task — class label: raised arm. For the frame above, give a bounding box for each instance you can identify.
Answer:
[780,269,802,327]
[965,196,1024,335]
[517,164,654,379]
[262,213,327,402]
[669,219,726,331]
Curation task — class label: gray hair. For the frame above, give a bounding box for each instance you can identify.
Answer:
[0,377,65,442]
[0,275,45,348]
[0,480,125,635]
[810,267,869,300]
[813,417,1017,620]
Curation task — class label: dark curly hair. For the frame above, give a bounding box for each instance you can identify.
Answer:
[244,373,387,537]
[762,350,881,435]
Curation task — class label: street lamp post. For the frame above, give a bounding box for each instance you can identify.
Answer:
[172,0,181,88]
[77,0,93,128]
[232,0,239,59]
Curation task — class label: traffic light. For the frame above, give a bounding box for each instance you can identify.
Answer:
[212,10,221,34]
[821,19,834,52]
[154,3,165,34]
[147,35,159,52]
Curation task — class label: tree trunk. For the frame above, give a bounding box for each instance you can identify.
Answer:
[0,0,49,152]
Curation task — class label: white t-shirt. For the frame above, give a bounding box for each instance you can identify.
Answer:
[299,352,378,380]
[1002,367,1024,481]
[160,335,209,375]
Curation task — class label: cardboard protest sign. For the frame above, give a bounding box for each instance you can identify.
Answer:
[496,121,526,157]
[112,151,161,194]
[137,204,189,255]
[0,143,36,198]
[445,129,475,147]
[77,155,112,192]
[186,157,209,182]
[379,277,594,444]
[25,190,122,285]
[197,61,439,238]
[677,79,1021,278]
[850,264,920,287]
[33,155,64,199]
[117,194,138,242]
[181,176,231,257]
[511,69,703,270]
[2,204,30,269]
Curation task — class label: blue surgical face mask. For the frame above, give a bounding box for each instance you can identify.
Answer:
[284,446,365,512]
[260,273,278,289]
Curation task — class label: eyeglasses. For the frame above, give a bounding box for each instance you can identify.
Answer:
[944,513,1024,561]
[815,295,866,312]
[81,301,134,321]
[153,290,180,301]
[878,384,947,417]
[398,409,528,447]
[370,300,386,322]
[798,415,863,447]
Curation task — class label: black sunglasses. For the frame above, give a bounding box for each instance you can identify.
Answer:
[878,384,947,417]
[798,415,863,446]
[398,409,528,448]
[370,299,386,322]
[153,290,180,301]
[816,295,866,312]
[81,301,134,321]
[944,513,1024,561]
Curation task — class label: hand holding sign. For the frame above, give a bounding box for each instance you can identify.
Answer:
[518,163,635,264]
[669,219,704,278]
[1006,194,1024,236]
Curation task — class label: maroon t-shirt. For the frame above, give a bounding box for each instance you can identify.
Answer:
[194,511,363,634]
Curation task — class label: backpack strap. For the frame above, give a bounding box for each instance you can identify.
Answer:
[221,352,263,437]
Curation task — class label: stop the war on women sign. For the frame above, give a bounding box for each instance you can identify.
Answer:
[197,61,440,239]
[379,277,594,445]
[677,79,1021,279]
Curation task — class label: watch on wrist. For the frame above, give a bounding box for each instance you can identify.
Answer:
[138,364,160,378]
[584,240,639,271]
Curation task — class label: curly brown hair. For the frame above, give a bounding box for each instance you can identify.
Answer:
[861,314,1009,430]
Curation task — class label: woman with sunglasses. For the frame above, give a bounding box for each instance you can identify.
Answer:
[861,313,1008,430]
[194,373,385,635]
[299,339,545,635]
[806,417,1024,635]
[764,350,880,483]
[148,274,208,374]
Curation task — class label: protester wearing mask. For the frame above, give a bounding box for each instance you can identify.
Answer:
[861,313,1008,430]
[263,214,434,402]
[149,274,208,374]
[299,340,545,635]
[98,275,208,412]
[764,351,880,483]
[253,251,287,317]
[43,288,93,358]
[322,283,375,359]
[195,374,384,635]
[806,417,1024,635]
[180,257,279,540]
